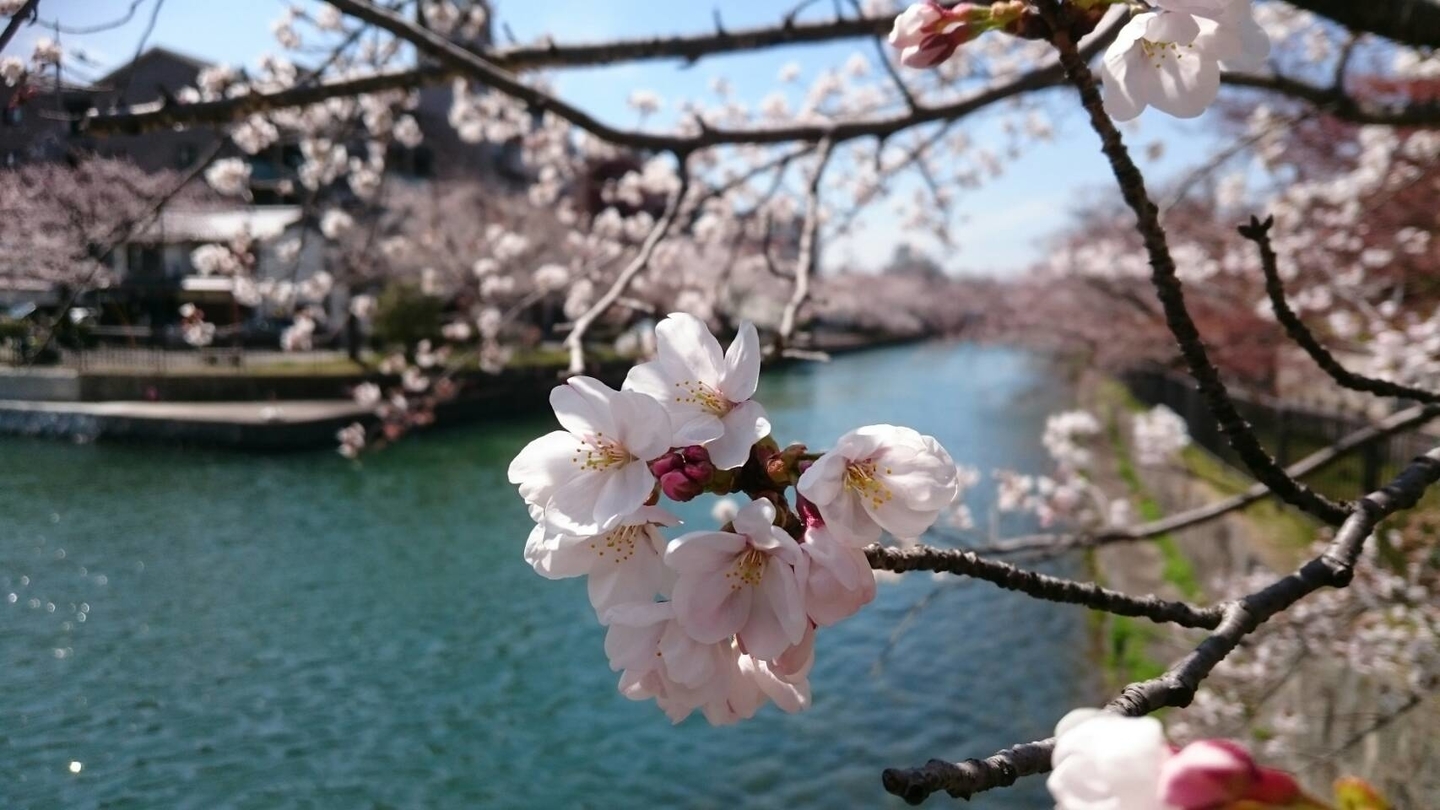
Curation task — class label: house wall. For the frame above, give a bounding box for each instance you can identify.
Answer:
[83,50,224,173]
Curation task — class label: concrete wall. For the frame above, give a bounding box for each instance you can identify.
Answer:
[0,368,81,401]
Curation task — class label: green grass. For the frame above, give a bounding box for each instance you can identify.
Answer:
[79,358,368,377]
[1179,444,1319,552]
[1105,395,1205,601]
[1084,379,1197,684]
[1106,615,1168,684]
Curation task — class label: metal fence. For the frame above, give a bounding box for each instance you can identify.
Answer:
[0,342,353,375]
[1124,369,1436,500]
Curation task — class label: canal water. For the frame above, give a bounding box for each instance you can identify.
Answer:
[1,342,1099,809]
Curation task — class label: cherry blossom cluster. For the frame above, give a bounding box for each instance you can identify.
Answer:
[177,304,217,348]
[887,1,1028,68]
[1048,708,1388,809]
[996,409,1114,528]
[1097,0,1269,120]
[1132,405,1191,467]
[336,347,462,457]
[507,313,961,723]
[1170,526,1439,765]
[887,0,1271,121]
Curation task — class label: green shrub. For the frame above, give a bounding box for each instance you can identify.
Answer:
[371,283,444,351]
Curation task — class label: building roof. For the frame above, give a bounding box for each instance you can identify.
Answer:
[129,207,306,244]
[93,46,213,86]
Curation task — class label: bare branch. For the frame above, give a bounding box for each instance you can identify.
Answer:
[865,544,1224,629]
[982,402,1440,557]
[1243,215,1440,405]
[882,446,1440,804]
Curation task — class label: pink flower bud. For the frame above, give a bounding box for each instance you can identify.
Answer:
[683,461,715,484]
[659,470,702,502]
[888,2,947,48]
[889,2,986,68]
[899,36,958,69]
[1159,739,1300,809]
[680,445,712,465]
[649,453,684,478]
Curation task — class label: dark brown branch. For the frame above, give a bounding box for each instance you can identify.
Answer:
[82,10,890,136]
[0,0,40,56]
[882,446,1440,804]
[83,7,1127,148]
[81,60,1440,141]
[1222,70,1440,128]
[865,544,1223,629]
[1285,0,1440,48]
[981,402,1440,556]
[1243,215,1440,405]
[1046,17,1350,526]
[1105,448,1440,714]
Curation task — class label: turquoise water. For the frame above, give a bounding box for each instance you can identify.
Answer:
[1,343,1099,809]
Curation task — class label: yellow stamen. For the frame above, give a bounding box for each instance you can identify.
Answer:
[672,379,734,416]
[572,432,634,471]
[590,524,643,563]
[844,459,896,510]
[723,547,767,591]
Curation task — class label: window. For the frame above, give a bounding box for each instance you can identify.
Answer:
[125,245,165,285]
[3,106,21,126]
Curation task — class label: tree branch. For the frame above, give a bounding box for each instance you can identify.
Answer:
[881,445,1440,804]
[776,137,834,348]
[1221,70,1440,128]
[1284,0,1440,48]
[1046,15,1351,526]
[84,6,1126,150]
[1243,215,1440,405]
[865,544,1223,629]
[980,402,1440,556]
[563,158,690,375]
[0,0,40,56]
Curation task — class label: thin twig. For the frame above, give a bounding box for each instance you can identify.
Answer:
[563,158,691,375]
[865,544,1223,629]
[979,403,1440,556]
[1243,215,1440,405]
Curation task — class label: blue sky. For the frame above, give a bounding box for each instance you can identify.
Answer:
[19,0,1229,274]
